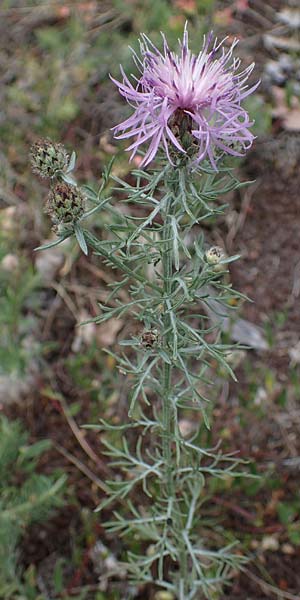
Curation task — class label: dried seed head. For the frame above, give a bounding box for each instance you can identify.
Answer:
[46,182,85,228]
[140,328,159,349]
[30,138,69,178]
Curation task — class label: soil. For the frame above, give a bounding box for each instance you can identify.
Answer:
[232,133,300,336]
[216,132,300,598]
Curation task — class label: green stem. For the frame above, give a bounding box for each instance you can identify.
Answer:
[162,182,189,597]
[162,198,174,498]
[83,229,160,292]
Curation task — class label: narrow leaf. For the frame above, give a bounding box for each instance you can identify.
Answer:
[66,150,76,173]
[74,223,88,255]
[34,236,69,251]
[171,216,180,271]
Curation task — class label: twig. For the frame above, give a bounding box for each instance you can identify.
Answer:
[54,442,109,494]
[226,180,260,250]
[241,566,300,600]
[243,6,274,28]
[213,495,256,522]
[57,394,110,475]
[42,293,62,340]
[250,0,277,20]
[51,282,78,320]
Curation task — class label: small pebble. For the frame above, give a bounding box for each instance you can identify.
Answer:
[281,543,295,555]
[1,253,19,271]
[261,535,279,551]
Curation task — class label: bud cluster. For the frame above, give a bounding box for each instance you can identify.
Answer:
[30,138,87,233]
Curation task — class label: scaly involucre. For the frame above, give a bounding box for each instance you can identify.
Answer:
[112,26,258,169]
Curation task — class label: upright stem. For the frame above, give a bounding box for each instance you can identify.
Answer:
[162,197,174,498]
[162,185,189,597]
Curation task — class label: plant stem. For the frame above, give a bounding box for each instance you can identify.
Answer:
[162,197,174,498]
[83,230,160,293]
[162,181,189,597]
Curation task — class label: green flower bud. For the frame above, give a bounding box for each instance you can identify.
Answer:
[30,138,69,178]
[205,246,226,272]
[46,182,85,228]
[154,592,175,600]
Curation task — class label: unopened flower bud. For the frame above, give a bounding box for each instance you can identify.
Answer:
[46,182,85,228]
[205,246,226,272]
[154,592,175,600]
[140,328,159,349]
[146,544,156,557]
[30,138,69,178]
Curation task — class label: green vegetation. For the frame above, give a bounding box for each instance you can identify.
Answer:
[0,416,65,599]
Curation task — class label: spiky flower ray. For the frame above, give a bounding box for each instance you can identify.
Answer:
[112,26,258,169]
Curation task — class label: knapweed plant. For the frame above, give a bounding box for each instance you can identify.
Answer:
[31,26,257,600]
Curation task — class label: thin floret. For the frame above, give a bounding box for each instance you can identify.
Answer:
[111,25,258,168]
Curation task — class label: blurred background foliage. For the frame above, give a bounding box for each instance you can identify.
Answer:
[0,0,300,598]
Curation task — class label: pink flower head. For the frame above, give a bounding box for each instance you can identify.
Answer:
[111,26,258,169]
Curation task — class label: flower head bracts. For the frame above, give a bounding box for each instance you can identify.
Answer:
[112,26,258,169]
[30,138,69,178]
